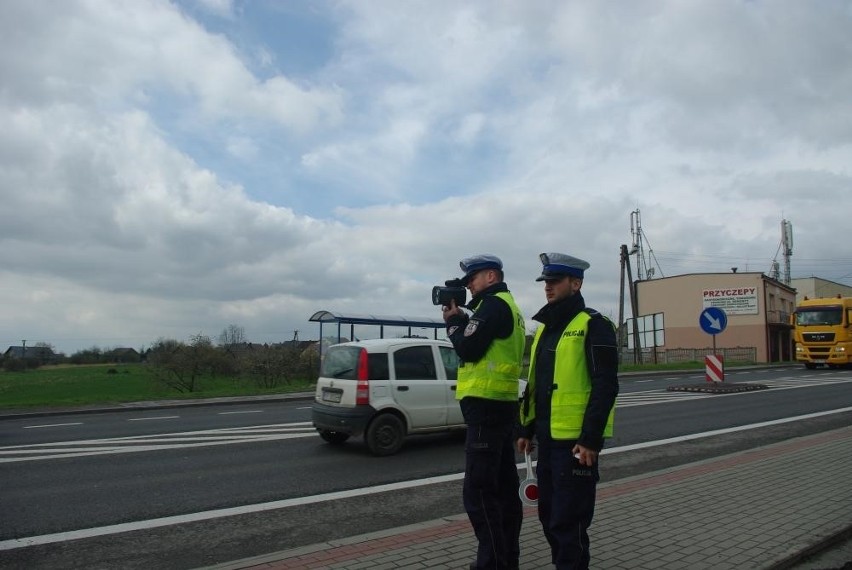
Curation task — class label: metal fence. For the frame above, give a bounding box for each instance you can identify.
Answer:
[620,346,758,365]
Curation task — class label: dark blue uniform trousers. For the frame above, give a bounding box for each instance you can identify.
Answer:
[536,439,600,570]
[464,420,523,570]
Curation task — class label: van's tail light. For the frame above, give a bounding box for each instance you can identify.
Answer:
[356,348,370,405]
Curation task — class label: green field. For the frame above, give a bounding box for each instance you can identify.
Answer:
[0,360,757,410]
[0,364,314,409]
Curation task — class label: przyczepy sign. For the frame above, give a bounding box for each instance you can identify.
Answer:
[702,287,759,315]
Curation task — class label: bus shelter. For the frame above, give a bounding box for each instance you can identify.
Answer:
[308,310,446,358]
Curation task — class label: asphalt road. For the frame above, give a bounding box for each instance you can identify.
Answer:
[1,365,851,569]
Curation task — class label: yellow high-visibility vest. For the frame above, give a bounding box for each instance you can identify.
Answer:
[456,291,525,401]
[522,311,615,439]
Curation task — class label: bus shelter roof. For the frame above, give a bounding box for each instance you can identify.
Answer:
[308,310,446,356]
[308,310,445,329]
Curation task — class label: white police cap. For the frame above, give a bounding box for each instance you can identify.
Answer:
[459,254,503,284]
[536,252,590,281]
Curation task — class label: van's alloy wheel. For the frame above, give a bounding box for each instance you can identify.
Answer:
[365,413,405,456]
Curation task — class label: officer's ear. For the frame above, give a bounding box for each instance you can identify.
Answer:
[569,277,583,293]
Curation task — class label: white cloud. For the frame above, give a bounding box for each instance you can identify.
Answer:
[0,1,343,131]
[0,0,850,354]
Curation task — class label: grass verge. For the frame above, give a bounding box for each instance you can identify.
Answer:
[1,360,767,409]
[0,364,314,409]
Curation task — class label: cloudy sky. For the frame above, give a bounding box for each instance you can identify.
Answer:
[2,0,851,355]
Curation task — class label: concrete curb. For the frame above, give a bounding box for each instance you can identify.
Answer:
[766,524,852,570]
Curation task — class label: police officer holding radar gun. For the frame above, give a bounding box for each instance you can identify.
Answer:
[435,254,526,570]
[516,253,619,570]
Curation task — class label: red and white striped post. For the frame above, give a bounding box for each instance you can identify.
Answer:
[705,354,725,383]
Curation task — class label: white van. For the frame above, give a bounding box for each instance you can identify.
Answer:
[311,338,465,456]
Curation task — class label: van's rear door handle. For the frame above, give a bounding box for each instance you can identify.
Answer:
[450,385,457,391]
[397,386,409,391]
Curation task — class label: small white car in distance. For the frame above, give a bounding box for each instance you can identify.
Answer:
[311,338,465,456]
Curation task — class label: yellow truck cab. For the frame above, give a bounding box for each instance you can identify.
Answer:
[792,295,852,369]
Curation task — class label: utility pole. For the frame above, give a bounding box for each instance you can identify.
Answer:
[620,245,642,364]
[618,247,626,363]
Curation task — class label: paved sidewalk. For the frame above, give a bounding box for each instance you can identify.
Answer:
[201,425,852,570]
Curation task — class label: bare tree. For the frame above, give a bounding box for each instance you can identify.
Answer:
[148,335,218,393]
[218,324,246,349]
[240,344,312,389]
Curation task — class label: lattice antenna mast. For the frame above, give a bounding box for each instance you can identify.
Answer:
[782,219,793,285]
[630,209,664,280]
[630,209,647,280]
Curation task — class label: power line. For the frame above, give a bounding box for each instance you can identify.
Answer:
[644,250,851,283]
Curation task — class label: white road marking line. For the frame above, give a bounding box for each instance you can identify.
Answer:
[127,416,179,421]
[601,406,852,454]
[616,375,852,408]
[0,432,317,463]
[2,407,849,552]
[0,432,318,463]
[218,410,263,415]
[0,422,318,463]
[22,423,83,429]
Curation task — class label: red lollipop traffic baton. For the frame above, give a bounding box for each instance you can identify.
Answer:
[519,451,538,507]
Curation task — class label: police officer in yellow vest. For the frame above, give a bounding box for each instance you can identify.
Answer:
[442,254,526,570]
[517,253,619,570]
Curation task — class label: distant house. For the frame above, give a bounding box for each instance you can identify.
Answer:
[104,347,141,363]
[221,342,261,360]
[3,345,59,365]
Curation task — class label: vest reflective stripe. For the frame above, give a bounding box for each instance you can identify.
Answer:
[523,311,615,439]
[456,292,525,402]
